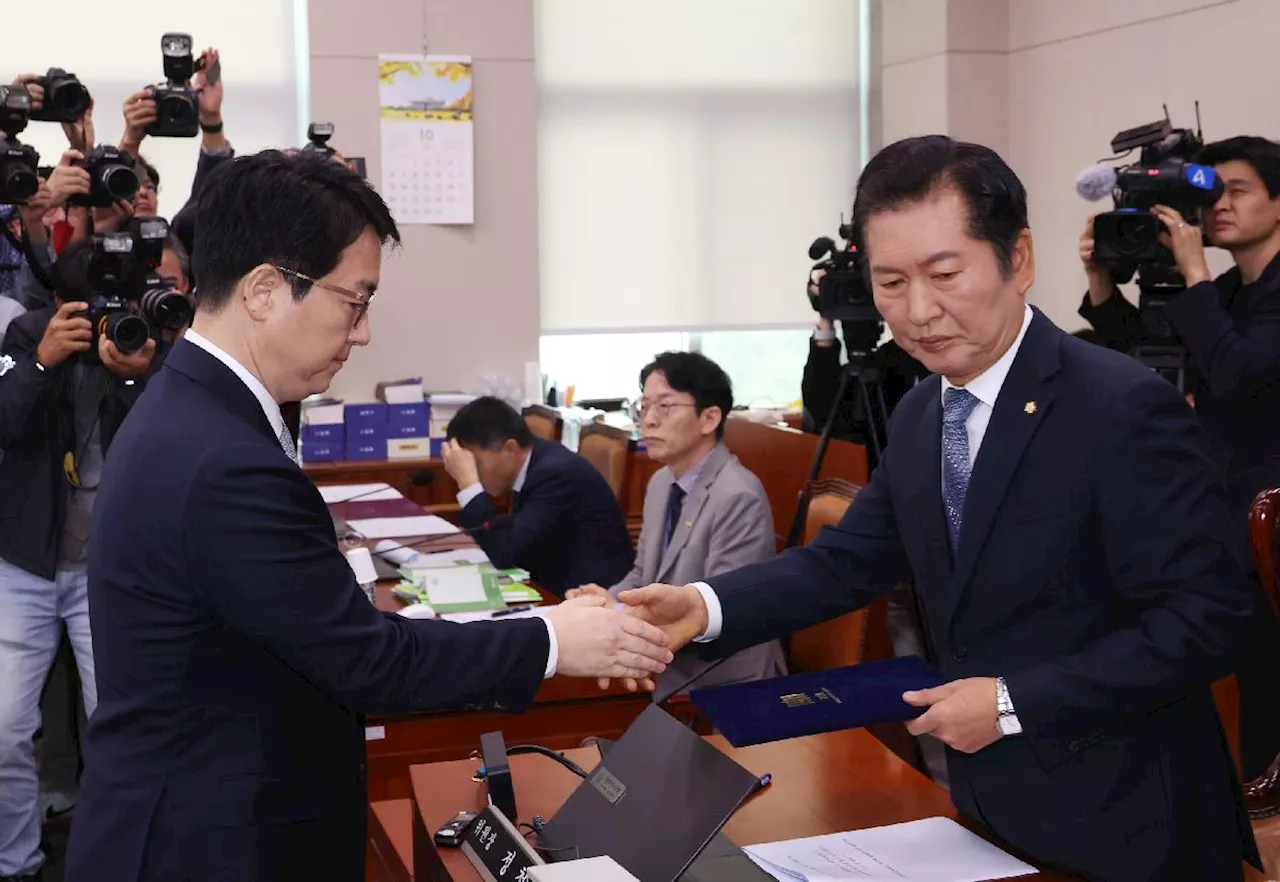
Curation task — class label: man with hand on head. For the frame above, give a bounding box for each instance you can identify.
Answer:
[64,151,671,882]
[442,396,634,597]
[617,136,1258,881]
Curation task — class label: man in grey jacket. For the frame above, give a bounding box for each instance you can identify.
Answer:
[570,351,785,696]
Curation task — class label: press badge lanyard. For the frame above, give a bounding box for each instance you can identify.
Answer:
[62,370,103,491]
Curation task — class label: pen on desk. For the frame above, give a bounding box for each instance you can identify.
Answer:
[491,605,534,618]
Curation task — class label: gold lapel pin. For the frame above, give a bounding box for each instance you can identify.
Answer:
[1024,401,1038,415]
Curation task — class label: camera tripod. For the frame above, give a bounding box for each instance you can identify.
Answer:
[784,357,890,549]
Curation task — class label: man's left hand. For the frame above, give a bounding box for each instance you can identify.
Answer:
[441,439,480,488]
[903,677,1002,754]
[100,337,156,377]
[194,48,223,126]
[1151,205,1212,287]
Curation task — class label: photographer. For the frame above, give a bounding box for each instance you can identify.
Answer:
[0,239,165,880]
[801,269,930,444]
[1079,134,1280,783]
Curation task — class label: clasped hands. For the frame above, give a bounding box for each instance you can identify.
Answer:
[567,582,1004,753]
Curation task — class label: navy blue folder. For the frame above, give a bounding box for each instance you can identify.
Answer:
[688,655,946,747]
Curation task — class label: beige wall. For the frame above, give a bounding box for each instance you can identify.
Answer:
[881,0,1280,333]
[1007,0,1280,331]
[308,0,540,401]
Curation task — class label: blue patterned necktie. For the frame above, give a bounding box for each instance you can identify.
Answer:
[942,387,981,550]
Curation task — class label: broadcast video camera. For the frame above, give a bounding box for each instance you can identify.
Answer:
[303,122,336,158]
[1075,104,1221,387]
[807,220,882,356]
[1077,105,1222,287]
[28,67,91,124]
[70,145,140,208]
[79,217,192,361]
[0,85,40,206]
[147,33,201,138]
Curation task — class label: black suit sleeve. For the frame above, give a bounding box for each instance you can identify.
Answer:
[703,445,911,657]
[1164,278,1280,399]
[0,312,56,448]
[458,472,575,571]
[183,443,550,716]
[1078,286,1146,351]
[1004,375,1255,741]
[801,338,842,430]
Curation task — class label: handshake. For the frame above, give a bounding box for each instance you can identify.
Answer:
[549,584,710,692]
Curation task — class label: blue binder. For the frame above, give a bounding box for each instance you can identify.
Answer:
[688,655,945,747]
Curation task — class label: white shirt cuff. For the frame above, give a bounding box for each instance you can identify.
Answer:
[542,616,559,678]
[456,483,484,509]
[691,582,723,642]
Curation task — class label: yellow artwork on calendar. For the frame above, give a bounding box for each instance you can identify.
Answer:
[378,54,476,225]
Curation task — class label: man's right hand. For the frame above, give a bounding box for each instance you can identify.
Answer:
[1079,215,1116,307]
[543,594,672,689]
[120,90,158,154]
[617,583,709,654]
[36,302,93,368]
[565,584,611,601]
[11,74,44,110]
[46,150,90,208]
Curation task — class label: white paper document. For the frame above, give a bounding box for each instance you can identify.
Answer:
[345,515,461,539]
[440,607,547,624]
[421,568,489,606]
[743,817,1036,882]
[318,483,403,503]
[402,547,492,568]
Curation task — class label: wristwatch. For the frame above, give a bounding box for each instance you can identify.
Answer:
[995,677,1022,736]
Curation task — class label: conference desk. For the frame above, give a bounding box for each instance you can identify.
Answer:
[367,726,1079,882]
[322,494,699,803]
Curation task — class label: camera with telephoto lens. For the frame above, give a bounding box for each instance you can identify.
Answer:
[303,122,336,158]
[0,85,39,205]
[28,67,91,124]
[70,145,139,208]
[807,220,883,356]
[146,33,200,138]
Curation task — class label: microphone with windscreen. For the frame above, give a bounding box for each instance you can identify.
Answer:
[1075,163,1118,202]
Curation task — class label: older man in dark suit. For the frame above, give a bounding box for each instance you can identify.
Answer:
[620,136,1259,881]
[64,151,672,882]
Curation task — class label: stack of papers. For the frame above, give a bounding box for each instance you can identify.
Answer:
[408,566,507,614]
[317,483,403,503]
[743,817,1035,882]
[344,515,460,539]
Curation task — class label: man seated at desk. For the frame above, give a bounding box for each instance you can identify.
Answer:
[569,352,786,695]
[442,397,634,597]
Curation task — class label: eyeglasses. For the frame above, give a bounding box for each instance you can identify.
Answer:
[275,265,374,327]
[630,399,698,422]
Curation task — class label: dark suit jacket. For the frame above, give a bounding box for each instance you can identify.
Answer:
[66,341,551,882]
[1080,252,1280,536]
[459,438,634,597]
[705,309,1258,881]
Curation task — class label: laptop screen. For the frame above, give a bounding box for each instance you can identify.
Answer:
[538,705,765,882]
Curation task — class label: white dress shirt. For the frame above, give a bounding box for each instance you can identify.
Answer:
[692,305,1035,724]
[183,333,561,678]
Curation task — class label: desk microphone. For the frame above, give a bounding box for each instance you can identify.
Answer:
[324,469,434,505]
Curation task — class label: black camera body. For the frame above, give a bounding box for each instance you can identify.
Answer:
[79,218,182,360]
[808,223,883,355]
[82,294,151,358]
[29,67,91,124]
[303,122,336,158]
[71,145,140,208]
[147,33,200,138]
[0,85,39,206]
[1091,114,1223,285]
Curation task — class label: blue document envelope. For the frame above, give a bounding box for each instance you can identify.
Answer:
[688,655,945,747]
